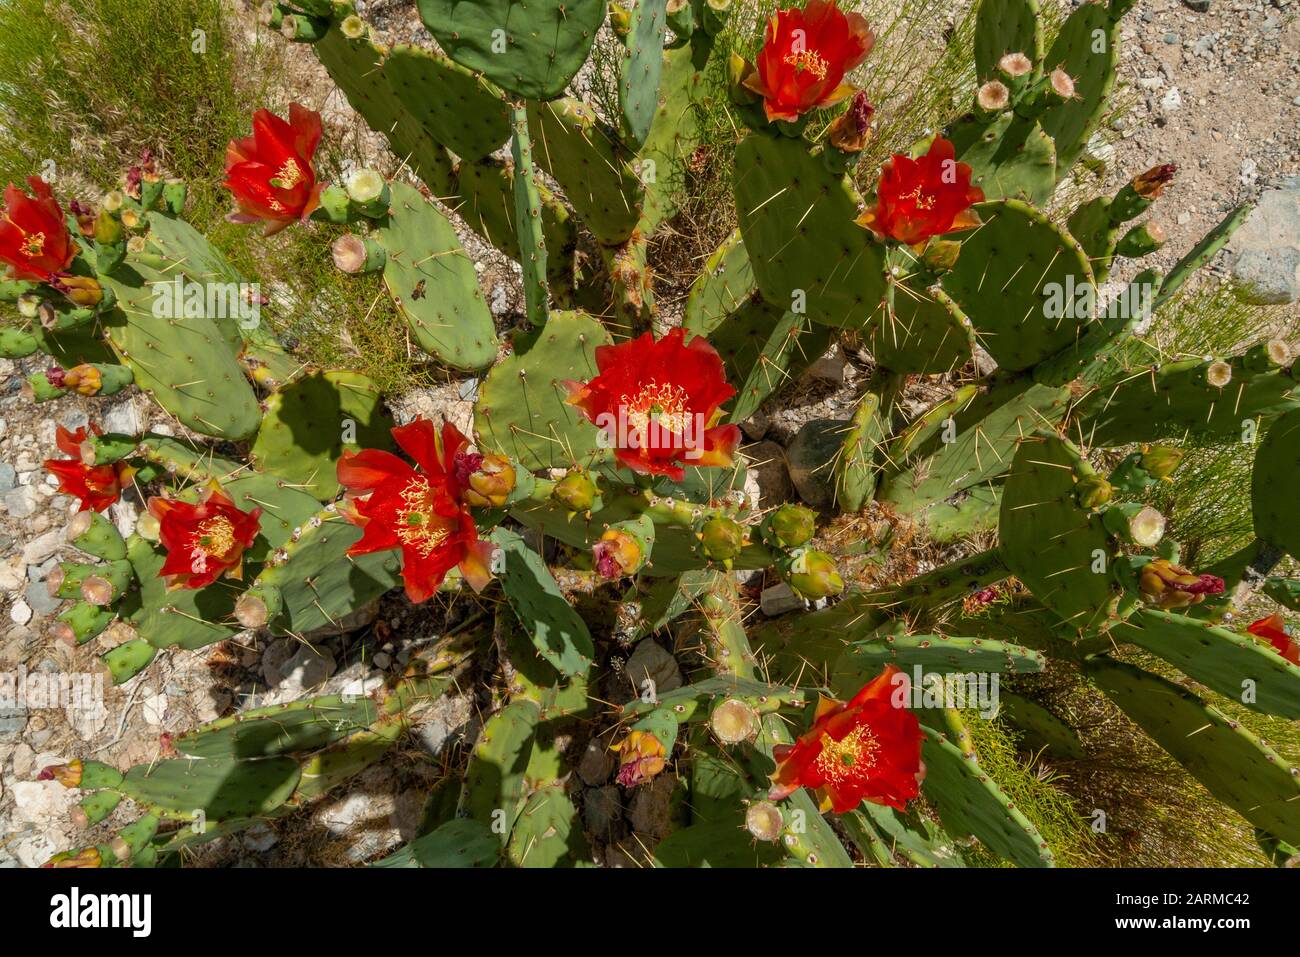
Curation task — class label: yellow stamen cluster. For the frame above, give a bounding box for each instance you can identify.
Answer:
[783,48,829,80]
[621,380,691,436]
[22,230,46,258]
[813,725,880,784]
[395,478,451,557]
[191,516,236,558]
[899,185,936,210]
[274,158,304,191]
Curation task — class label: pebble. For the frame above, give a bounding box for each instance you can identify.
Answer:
[1162,32,1179,44]
[760,582,805,617]
[1182,0,1210,9]
[20,530,63,567]
[0,463,15,492]
[1160,87,1184,112]
[24,581,61,616]
[2,486,38,518]
[9,599,32,625]
[624,639,683,696]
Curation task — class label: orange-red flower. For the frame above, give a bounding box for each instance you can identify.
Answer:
[336,418,495,603]
[563,327,740,481]
[857,137,984,247]
[769,665,923,814]
[1247,614,1299,665]
[43,426,133,513]
[744,0,875,123]
[223,104,323,234]
[0,177,76,282]
[147,483,261,590]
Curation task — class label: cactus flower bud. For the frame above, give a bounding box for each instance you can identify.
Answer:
[1138,558,1225,610]
[1133,164,1176,199]
[1139,445,1183,480]
[922,239,962,273]
[710,697,759,744]
[51,274,104,308]
[699,516,745,562]
[763,503,817,549]
[1074,473,1113,509]
[457,451,515,507]
[43,847,102,869]
[593,527,644,580]
[62,364,103,397]
[552,470,598,512]
[826,92,873,154]
[38,759,83,788]
[611,729,666,787]
[745,801,785,842]
[786,548,844,600]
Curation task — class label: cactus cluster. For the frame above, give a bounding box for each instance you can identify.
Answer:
[7,0,1299,868]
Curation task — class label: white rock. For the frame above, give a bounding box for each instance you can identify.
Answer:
[142,693,169,726]
[21,530,63,566]
[10,779,76,828]
[1159,87,1183,112]
[760,582,805,617]
[9,600,32,625]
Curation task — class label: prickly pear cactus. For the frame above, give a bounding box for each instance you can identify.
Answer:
[11,0,1300,872]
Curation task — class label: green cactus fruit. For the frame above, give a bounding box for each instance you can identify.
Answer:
[1115,220,1166,258]
[0,326,40,358]
[373,181,498,370]
[551,470,601,513]
[762,504,817,549]
[101,638,157,685]
[784,548,844,600]
[491,527,595,678]
[1111,608,1300,718]
[1000,432,1121,633]
[81,559,133,606]
[250,370,395,501]
[416,0,605,99]
[734,132,886,330]
[1074,473,1114,509]
[941,200,1095,371]
[475,311,612,471]
[66,510,127,561]
[699,516,745,562]
[53,602,117,646]
[1086,656,1300,844]
[526,98,642,246]
[47,561,99,601]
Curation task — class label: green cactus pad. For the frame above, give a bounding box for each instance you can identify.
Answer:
[835,390,885,512]
[947,112,1056,206]
[475,310,611,471]
[416,0,605,99]
[137,434,243,486]
[1112,608,1300,719]
[124,535,240,652]
[1087,656,1300,845]
[734,132,887,329]
[973,0,1043,80]
[620,674,803,723]
[941,200,1096,371]
[1253,408,1300,560]
[683,229,752,336]
[101,259,261,440]
[507,786,588,868]
[868,282,973,375]
[527,98,642,246]
[491,527,595,678]
[372,818,500,868]
[374,181,498,370]
[617,0,669,150]
[1037,1,1119,173]
[119,756,301,821]
[1263,577,1300,612]
[463,699,543,840]
[853,803,966,867]
[830,633,1045,698]
[172,696,381,759]
[510,102,549,327]
[1153,204,1252,309]
[653,820,785,867]
[1000,433,1120,633]
[921,722,1056,867]
[638,41,709,232]
[996,691,1086,759]
[384,44,509,162]
[250,370,396,501]
[1076,356,1300,447]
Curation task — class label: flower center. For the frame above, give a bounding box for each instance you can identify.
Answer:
[783,49,829,80]
[395,478,451,557]
[899,185,937,210]
[622,380,692,437]
[270,158,304,191]
[191,516,236,558]
[813,726,880,784]
[21,230,46,259]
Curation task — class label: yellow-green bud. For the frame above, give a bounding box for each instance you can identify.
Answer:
[552,470,598,512]
[699,516,744,561]
[786,549,844,600]
[763,504,816,549]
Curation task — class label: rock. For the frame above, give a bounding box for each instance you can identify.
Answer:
[2,485,38,518]
[805,344,847,384]
[100,395,144,436]
[1182,0,1209,10]
[1240,158,1259,186]
[742,440,793,509]
[388,381,474,436]
[242,822,279,853]
[9,599,32,625]
[627,775,675,840]
[23,581,61,616]
[20,530,63,567]
[1159,87,1183,113]
[760,582,805,617]
[412,694,473,756]
[785,419,847,508]
[583,785,625,841]
[739,407,769,441]
[260,638,296,686]
[0,463,15,492]
[576,739,616,786]
[278,645,336,694]
[624,639,683,697]
[10,779,76,829]
[142,693,169,726]
[0,558,22,593]
[0,707,27,738]
[9,742,34,778]
[1230,185,1300,304]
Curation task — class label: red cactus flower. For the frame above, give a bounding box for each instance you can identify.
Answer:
[147,483,261,590]
[1247,614,1299,665]
[0,177,76,282]
[563,327,740,481]
[769,665,923,814]
[336,418,495,603]
[857,137,985,248]
[43,426,133,513]
[223,103,324,234]
[744,0,875,123]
